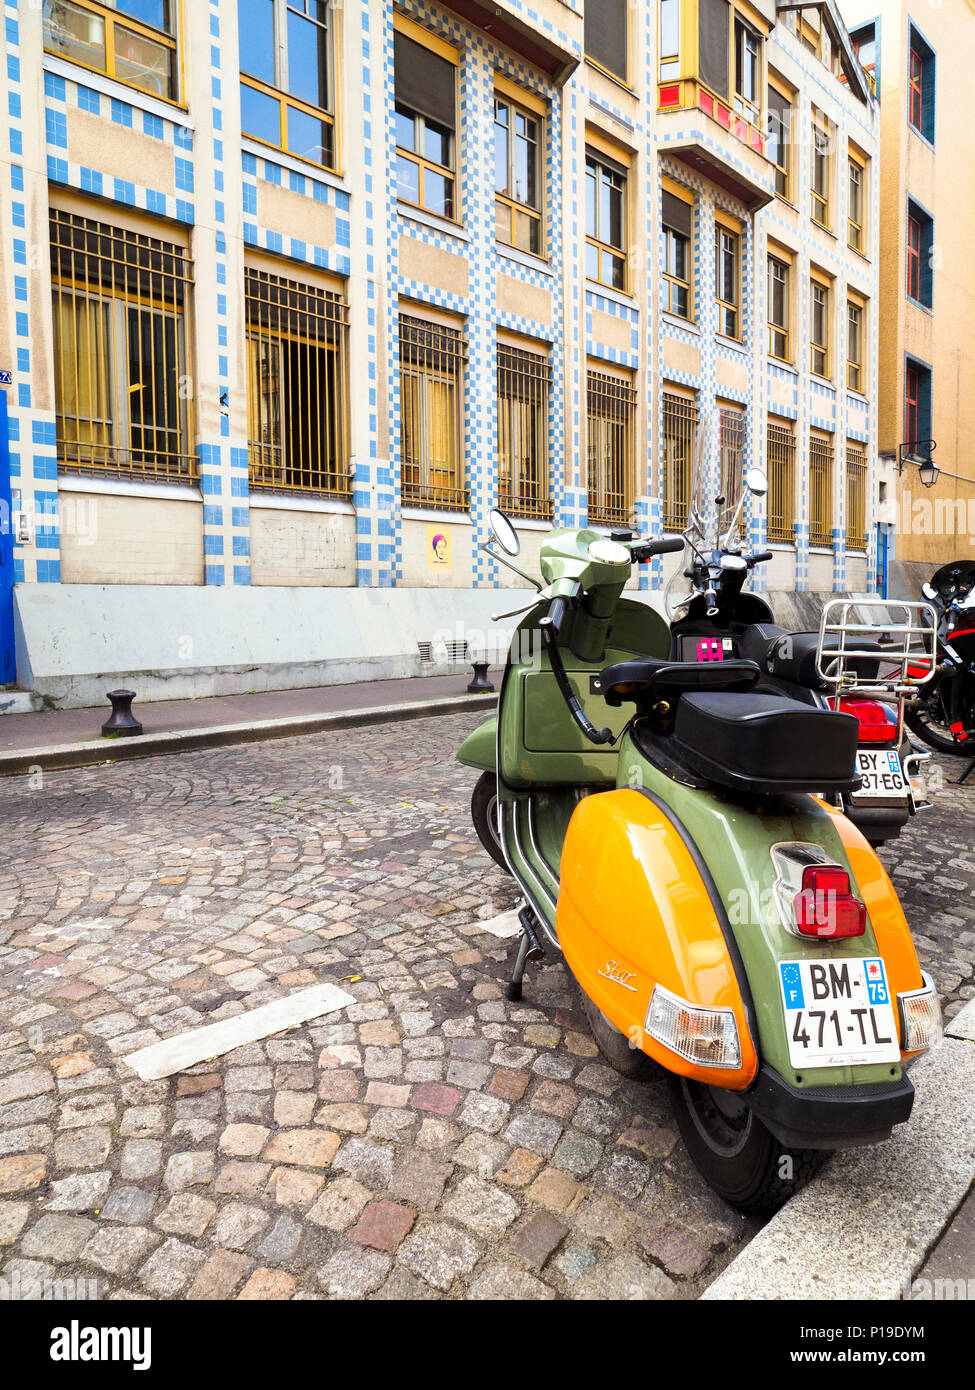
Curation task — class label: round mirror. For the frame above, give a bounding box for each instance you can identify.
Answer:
[745,467,768,497]
[921,581,937,601]
[488,507,520,556]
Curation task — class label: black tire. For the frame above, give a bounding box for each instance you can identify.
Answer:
[581,991,660,1081]
[470,772,510,872]
[668,1075,831,1216]
[904,694,971,758]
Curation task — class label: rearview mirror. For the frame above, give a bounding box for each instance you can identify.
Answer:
[488,508,520,556]
[921,582,937,601]
[745,467,768,497]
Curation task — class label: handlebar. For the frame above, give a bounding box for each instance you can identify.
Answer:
[631,537,685,563]
[747,550,774,569]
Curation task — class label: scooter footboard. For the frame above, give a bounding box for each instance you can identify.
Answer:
[556,788,758,1091]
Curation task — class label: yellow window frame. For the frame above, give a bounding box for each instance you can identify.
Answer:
[43,0,184,108]
[587,362,637,526]
[661,177,693,320]
[767,248,791,362]
[240,76,338,174]
[714,213,742,341]
[810,270,831,379]
[811,107,831,229]
[494,77,545,257]
[767,72,793,203]
[585,136,630,293]
[847,293,865,393]
[848,149,866,254]
[394,16,460,224]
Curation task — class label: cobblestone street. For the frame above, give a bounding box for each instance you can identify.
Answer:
[0,711,972,1301]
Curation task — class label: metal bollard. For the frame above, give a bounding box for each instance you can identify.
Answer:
[467,661,494,694]
[102,689,143,738]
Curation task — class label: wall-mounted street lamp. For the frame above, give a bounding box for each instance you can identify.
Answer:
[899,439,939,488]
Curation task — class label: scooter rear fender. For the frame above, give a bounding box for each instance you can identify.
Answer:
[557,788,759,1090]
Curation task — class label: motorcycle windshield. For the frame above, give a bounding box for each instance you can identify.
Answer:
[685,407,747,550]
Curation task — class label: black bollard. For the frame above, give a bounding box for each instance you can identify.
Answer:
[102,689,143,738]
[467,661,494,694]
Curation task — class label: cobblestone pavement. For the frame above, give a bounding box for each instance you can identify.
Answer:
[0,712,972,1301]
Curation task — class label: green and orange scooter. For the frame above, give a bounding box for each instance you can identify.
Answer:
[458,500,942,1213]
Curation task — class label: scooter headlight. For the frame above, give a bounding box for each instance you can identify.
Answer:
[645,985,741,1069]
[897,972,942,1054]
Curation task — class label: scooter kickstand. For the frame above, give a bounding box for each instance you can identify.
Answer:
[506,905,545,1001]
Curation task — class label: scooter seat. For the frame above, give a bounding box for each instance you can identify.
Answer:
[596,657,760,707]
[673,691,860,794]
[739,623,883,691]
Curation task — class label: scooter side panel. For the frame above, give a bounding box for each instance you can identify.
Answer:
[556,788,758,1091]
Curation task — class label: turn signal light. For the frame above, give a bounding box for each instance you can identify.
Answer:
[645,985,742,1069]
[839,697,898,745]
[793,865,866,939]
[898,973,942,1054]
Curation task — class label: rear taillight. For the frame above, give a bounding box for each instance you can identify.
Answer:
[793,865,866,939]
[840,697,898,745]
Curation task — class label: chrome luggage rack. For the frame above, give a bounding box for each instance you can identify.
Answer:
[815,601,938,773]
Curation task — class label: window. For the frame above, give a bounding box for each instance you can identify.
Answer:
[767,81,792,200]
[661,389,698,530]
[909,26,935,142]
[497,344,551,520]
[766,419,795,544]
[733,16,760,117]
[811,108,831,227]
[810,276,830,378]
[809,431,833,547]
[850,23,877,94]
[846,441,867,551]
[394,29,457,219]
[906,199,933,307]
[586,150,627,291]
[659,0,680,80]
[43,0,179,101]
[847,298,864,392]
[494,93,542,255]
[904,358,932,447]
[714,222,740,339]
[662,190,692,319]
[767,254,789,361]
[49,207,193,482]
[848,153,865,253]
[719,403,745,536]
[588,369,637,525]
[585,0,627,83]
[238,0,335,169]
[245,267,349,495]
[399,314,467,511]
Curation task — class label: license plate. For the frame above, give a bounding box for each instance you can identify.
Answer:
[851,748,908,802]
[779,957,900,1068]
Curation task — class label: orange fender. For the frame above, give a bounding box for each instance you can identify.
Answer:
[556,789,758,1089]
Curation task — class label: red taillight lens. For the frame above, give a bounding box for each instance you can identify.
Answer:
[840,697,898,745]
[793,865,866,939]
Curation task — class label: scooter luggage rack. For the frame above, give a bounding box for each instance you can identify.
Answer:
[815,599,938,703]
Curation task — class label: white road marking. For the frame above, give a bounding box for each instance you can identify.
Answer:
[121,982,356,1080]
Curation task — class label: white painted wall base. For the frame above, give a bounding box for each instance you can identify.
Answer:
[12,582,881,709]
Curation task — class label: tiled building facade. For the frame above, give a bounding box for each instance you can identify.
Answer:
[0,0,880,700]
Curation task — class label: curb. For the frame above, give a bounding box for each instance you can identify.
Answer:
[0,692,497,777]
[700,998,975,1301]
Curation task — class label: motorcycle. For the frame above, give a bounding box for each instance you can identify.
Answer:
[458,506,942,1214]
[904,560,975,758]
[659,427,934,847]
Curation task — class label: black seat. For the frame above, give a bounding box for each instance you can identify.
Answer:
[596,657,760,707]
[673,691,860,795]
[739,623,883,691]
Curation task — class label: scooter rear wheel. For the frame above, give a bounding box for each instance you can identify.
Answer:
[668,1075,831,1216]
[470,772,510,873]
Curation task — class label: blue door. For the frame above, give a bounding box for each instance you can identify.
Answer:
[0,389,16,685]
